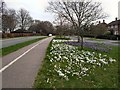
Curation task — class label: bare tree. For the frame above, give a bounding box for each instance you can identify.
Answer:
[47,0,107,49]
[53,14,67,26]
[7,9,17,32]
[53,14,68,37]
[0,0,7,14]
[28,20,54,35]
[2,9,18,33]
[16,8,32,30]
[0,0,11,33]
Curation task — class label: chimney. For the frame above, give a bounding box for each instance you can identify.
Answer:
[103,20,105,23]
[115,17,117,21]
[99,21,101,24]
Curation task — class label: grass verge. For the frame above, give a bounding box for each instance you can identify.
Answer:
[34,40,119,88]
[0,37,47,56]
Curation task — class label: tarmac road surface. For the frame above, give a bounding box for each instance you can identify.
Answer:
[1,36,46,48]
[1,37,53,88]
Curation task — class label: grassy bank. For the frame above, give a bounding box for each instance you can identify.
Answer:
[0,37,47,56]
[34,39,119,88]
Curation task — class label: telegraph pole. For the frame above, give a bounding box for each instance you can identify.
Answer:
[1,1,5,33]
[1,1,4,15]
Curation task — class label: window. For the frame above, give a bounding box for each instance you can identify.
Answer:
[114,30,118,35]
[111,26,114,28]
[115,25,118,28]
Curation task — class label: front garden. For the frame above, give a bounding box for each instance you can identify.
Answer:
[34,38,119,88]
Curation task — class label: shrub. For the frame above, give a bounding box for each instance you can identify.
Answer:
[104,31,111,35]
[96,35,117,40]
[83,35,95,38]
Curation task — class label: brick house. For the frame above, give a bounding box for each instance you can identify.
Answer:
[108,18,120,35]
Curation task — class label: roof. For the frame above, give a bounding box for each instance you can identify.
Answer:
[108,19,120,26]
[97,22,108,27]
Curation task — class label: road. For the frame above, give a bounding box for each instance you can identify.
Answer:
[1,37,53,88]
[67,36,120,46]
[1,36,46,48]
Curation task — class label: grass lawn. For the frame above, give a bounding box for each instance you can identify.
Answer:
[34,39,119,88]
[54,36,70,40]
[112,42,120,44]
[0,37,47,56]
[86,38,105,42]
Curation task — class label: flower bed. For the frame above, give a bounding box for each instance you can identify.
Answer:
[65,41,112,52]
[48,40,116,81]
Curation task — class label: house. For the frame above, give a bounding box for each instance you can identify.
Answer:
[97,20,108,30]
[98,20,108,27]
[108,18,120,35]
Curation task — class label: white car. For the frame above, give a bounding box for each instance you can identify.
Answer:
[48,34,52,37]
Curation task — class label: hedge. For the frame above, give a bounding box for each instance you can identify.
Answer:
[96,35,119,40]
[2,33,41,38]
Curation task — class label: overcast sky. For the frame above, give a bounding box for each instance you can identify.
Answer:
[4,0,120,23]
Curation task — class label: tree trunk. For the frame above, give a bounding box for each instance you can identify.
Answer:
[9,28,12,33]
[80,36,84,50]
[77,35,80,42]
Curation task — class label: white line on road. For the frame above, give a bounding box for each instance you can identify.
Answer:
[0,39,46,73]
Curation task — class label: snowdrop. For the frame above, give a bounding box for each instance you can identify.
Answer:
[109,58,116,63]
[57,70,64,77]
[99,59,108,64]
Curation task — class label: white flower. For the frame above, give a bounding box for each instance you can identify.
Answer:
[99,59,108,64]
[97,63,101,66]
[57,70,64,76]
[109,58,116,62]
[80,60,85,63]
[46,78,49,83]
[82,67,89,72]
[85,57,90,61]
[54,65,57,68]
[73,72,79,76]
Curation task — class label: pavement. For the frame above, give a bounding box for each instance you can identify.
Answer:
[1,36,46,48]
[1,37,53,88]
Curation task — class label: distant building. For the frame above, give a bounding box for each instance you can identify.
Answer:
[108,18,120,35]
[97,20,108,33]
[98,20,108,27]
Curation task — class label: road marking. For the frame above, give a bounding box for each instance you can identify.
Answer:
[0,39,47,73]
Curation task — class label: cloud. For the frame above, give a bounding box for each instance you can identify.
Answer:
[4,0,53,21]
[4,0,120,23]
